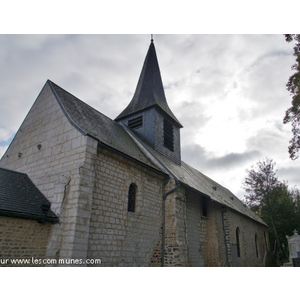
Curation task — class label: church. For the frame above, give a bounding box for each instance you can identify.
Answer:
[0,38,269,267]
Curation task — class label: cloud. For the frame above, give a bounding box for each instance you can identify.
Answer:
[0,34,298,199]
[278,166,300,188]
[182,143,261,172]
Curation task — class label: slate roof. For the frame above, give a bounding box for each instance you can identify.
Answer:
[0,167,58,223]
[47,79,266,226]
[48,80,166,176]
[115,41,183,128]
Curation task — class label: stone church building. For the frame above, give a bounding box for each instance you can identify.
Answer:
[0,39,269,267]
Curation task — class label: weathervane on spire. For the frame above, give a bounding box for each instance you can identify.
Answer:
[151,34,154,42]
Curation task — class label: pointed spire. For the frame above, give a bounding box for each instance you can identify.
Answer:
[115,40,182,128]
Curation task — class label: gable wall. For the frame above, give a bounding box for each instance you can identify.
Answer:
[0,82,98,263]
[0,82,87,206]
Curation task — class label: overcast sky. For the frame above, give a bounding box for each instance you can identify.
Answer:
[0,34,298,199]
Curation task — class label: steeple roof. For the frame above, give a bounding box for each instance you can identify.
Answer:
[115,40,183,128]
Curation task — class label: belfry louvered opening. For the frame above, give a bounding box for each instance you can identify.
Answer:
[163,118,174,151]
[128,116,143,129]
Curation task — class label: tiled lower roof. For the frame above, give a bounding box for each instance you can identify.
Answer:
[0,167,58,223]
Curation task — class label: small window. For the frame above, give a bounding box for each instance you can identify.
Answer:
[127,184,136,212]
[236,227,241,257]
[128,116,143,129]
[255,234,259,258]
[201,196,208,218]
[163,119,174,151]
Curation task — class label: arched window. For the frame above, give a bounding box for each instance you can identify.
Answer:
[236,227,241,257]
[255,234,259,258]
[127,184,136,212]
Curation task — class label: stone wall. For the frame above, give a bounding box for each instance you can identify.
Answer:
[185,189,204,266]
[163,184,189,266]
[185,189,226,266]
[0,216,52,267]
[225,208,268,267]
[185,188,268,267]
[87,147,164,266]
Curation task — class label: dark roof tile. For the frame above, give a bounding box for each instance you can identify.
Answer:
[0,167,58,223]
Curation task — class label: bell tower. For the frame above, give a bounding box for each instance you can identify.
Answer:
[115,38,183,165]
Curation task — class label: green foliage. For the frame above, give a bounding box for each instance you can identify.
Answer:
[243,158,300,260]
[243,158,278,208]
[261,183,298,252]
[283,34,300,160]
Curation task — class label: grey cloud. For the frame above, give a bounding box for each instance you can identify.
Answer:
[245,125,290,157]
[181,143,261,172]
[0,34,297,197]
[278,166,300,188]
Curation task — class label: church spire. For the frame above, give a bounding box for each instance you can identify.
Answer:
[115,38,182,165]
[115,39,182,128]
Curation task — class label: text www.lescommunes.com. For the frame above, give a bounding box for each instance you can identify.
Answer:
[0,257,101,265]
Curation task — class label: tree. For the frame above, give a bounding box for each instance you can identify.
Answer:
[260,183,298,259]
[283,34,300,160]
[243,158,300,264]
[243,158,284,260]
[243,158,279,210]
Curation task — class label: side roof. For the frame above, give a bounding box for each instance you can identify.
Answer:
[48,80,266,226]
[0,167,58,223]
[48,80,166,177]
